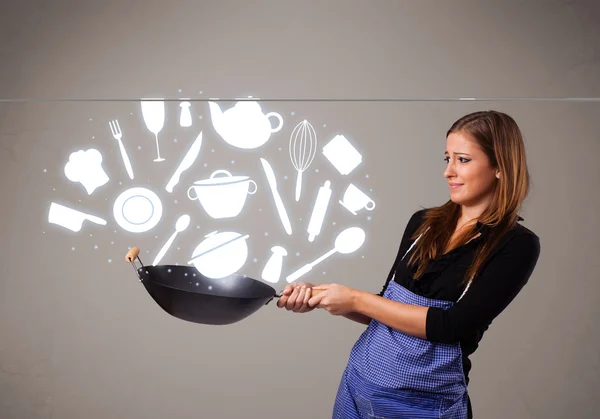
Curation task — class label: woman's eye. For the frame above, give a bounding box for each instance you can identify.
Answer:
[459,158,470,163]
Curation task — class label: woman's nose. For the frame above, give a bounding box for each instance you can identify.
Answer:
[444,161,455,178]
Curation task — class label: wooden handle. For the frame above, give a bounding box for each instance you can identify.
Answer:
[279,288,323,297]
[125,247,140,262]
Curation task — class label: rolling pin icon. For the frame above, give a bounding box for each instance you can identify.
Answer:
[307,180,332,242]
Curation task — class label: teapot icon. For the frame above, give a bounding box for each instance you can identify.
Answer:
[208,101,283,149]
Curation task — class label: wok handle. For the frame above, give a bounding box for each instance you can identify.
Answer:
[125,247,140,262]
[275,288,323,298]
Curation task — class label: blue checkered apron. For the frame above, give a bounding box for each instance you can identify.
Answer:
[333,234,470,419]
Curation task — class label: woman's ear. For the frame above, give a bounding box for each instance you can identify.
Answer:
[496,171,500,179]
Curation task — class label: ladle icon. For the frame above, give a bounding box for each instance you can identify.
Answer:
[286,227,366,283]
[152,214,191,265]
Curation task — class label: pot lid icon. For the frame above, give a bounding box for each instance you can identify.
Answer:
[188,231,250,279]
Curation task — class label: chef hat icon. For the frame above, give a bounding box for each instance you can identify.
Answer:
[64,149,109,195]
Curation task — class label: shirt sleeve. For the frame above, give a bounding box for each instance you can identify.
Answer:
[377,209,427,296]
[425,232,541,343]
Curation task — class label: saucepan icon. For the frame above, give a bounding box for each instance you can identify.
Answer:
[124,247,321,325]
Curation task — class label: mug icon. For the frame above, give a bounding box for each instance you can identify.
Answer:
[339,183,375,215]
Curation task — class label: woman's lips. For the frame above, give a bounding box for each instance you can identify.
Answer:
[449,183,463,189]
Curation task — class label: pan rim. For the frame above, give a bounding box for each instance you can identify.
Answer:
[137,265,278,300]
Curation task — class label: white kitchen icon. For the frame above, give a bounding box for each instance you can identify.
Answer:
[261,245,288,284]
[307,180,332,242]
[209,101,283,149]
[48,202,107,232]
[339,184,376,215]
[187,170,257,219]
[286,226,366,283]
[63,149,109,195]
[188,231,250,279]
[179,100,192,127]
[322,135,363,175]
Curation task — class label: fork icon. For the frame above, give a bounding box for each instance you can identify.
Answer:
[109,119,134,180]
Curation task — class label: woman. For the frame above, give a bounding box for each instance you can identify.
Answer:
[277,110,541,419]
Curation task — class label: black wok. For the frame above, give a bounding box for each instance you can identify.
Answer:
[125,247,317,325]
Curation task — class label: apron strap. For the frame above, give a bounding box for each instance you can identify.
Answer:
[399,227,473,303]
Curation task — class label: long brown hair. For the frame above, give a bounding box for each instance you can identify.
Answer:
[406,110,531,285]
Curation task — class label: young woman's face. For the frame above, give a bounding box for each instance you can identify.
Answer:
[444,132,499,208]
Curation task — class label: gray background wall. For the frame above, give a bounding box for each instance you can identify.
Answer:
[1,1,599,418]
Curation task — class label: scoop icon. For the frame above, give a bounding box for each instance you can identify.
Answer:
[286,227,366,283]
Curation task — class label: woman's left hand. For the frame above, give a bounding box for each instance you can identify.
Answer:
[308,283,358,316]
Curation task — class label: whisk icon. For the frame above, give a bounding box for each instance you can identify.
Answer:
[289,119,317,201]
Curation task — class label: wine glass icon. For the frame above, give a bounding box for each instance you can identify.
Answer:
[141,98,166,162]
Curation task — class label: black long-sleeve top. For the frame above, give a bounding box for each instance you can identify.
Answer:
[378,209,541,388]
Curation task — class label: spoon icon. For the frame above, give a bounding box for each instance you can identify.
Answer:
[152,214,191,265]
[286,227,366,283]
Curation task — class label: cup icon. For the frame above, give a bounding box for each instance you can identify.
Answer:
[339,183,375,215]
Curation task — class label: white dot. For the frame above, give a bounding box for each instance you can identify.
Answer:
[184,273,188,276]
[43,169,47,173]
[296,252,300,256]
[253,258,257,263]
[264,232,269,236]
[173,138,178,143]
[174,200,178,204]
[178,89,182,92]
[199,91,203,94]
[111,241,114,245]
[315,169,319,173]
[92,136,95,139]
[333,222,336,225]
[291,111,295,116]
[138,146,141,150]
[204,163,208,167]
[168,269,172,273]
[365,174,369,178]
[367,216,372,221]
[284,176,288,180]
[231,160,235,164]
[71,247,75,251]
[94,245,98,249]
[323,124,327,127]
[211,149,214,153]
[108,259,112,263]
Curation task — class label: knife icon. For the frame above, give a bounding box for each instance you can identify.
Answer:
[260,158,292,235]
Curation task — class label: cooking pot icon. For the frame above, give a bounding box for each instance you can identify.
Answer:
[187,170,257,219]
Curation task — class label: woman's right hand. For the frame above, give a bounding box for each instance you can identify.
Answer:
[276,282,316,313]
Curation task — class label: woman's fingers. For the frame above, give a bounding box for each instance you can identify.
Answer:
[293,286,308,311]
